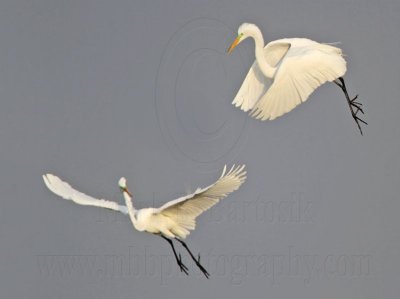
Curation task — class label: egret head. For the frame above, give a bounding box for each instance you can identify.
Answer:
[118,177,132,197]
[118,177,127,188]
[227,23,260,54]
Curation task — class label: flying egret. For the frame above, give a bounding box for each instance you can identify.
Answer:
[42,165,246,278]
[227,23,367,134]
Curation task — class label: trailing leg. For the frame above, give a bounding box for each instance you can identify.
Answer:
[176,239,210,279]
[160,235,189,275]
[334,77,367,135]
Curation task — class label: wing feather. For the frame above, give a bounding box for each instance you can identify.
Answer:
[232,41,290,112]
[232,61,270,112]
[250,40,347,120]
[154,165,246,237]
[43,174,128,214]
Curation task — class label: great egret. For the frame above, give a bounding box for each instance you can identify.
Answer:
[42,165,246,278]
[227,23,367,134]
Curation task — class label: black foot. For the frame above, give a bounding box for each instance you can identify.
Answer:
[193,254,210,279]
[176,239,210,279]
[161,235,189,276]
[334,77,367,135]
[177,253,189,275]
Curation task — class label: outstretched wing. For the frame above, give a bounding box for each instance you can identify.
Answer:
[43,174,128,214]
[232,61,270,112]
[232,42,290,112]
[154,165,246,236]
[250,39,347,120]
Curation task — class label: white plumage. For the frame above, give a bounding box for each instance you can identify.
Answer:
[43,165,246,277]
[228,23,356,121]
[153,164,246,238]
[43,174,129,214]
[43,165,245,239]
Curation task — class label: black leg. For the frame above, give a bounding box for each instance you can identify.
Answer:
[334,77,367,135]
[176,239,210,279]
[161,235,189,275]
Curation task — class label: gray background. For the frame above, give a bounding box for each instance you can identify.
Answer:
[0,0,399,298]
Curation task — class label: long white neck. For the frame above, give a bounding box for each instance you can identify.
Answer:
[250,27,276,78]
[123,191,138,226]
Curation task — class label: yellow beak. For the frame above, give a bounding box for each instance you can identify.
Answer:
[121,186,133,198]
[227,36,241,54]
[125,188,133,198]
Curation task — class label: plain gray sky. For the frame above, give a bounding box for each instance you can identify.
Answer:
[1,0,399,298]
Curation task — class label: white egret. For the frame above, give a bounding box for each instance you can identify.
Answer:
[227,23,367,134]
[42,165,246,278]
